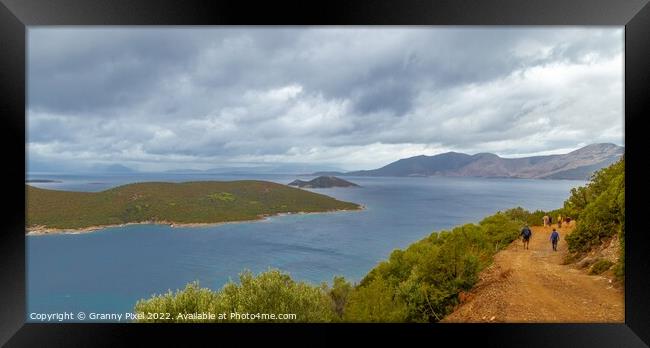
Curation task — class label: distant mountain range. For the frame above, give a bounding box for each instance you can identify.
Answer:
[313,143,624,180]
[164,163,345,175]
[93,164,136,173]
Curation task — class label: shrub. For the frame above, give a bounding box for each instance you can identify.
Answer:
[589,259,614,275]
[565,158,624,254]
[342,210,523,322]
[325,276,352,319]
[134,268,337,322]
[502,207,566,227]
[343,276,408,322]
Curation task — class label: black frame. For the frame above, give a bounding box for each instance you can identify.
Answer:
[2,0,649,346]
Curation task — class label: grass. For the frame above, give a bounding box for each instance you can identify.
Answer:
[26,180,361,230]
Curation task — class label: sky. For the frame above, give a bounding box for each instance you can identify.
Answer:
[27,27,624,173]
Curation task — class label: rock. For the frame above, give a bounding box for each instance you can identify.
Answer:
[600,235,620,263]
[577,256,597,269]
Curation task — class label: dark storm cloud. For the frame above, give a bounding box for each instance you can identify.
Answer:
[30,29,196,114]
[27,27,624,171]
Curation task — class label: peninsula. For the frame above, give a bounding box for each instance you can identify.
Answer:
[26,180,361,234]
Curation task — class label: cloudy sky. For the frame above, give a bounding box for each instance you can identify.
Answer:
[27,27,624,173]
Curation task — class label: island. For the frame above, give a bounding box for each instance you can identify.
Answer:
[288,176,360,188]
[26,180,362,234]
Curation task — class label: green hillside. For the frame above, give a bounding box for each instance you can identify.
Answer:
[26,180,361,230]
[133,158,625,323]
[564,156,625,278]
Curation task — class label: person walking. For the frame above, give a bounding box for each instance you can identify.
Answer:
[520,225,532,250]
[550,228,560,251]
[557,214,563,228]
[543,215,550,227]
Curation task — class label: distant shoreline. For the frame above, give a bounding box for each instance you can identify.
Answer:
[25,205,365,236]
[298,173,588,181]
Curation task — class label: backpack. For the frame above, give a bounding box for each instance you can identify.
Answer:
[522,228,531,238]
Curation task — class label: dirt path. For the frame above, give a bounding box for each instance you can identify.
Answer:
[442,222,624,323]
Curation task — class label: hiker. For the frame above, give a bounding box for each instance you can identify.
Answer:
[543,215,550,227]
[557,214,563,228]
[520,225,532,250]
[550,228,560,251]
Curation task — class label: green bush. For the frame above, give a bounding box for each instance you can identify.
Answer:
[589,259,614,275]
[343,210,523,322]
[480,212,524,250]
[501,207,566,227]
[134,269,337,322]
[343,276,408,322]
[565,158,624,254]
[501,207,530,224]
[615,225,625,280]
[325,276,352,319]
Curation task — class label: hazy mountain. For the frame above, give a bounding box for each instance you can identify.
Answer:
[164,164,345,175]
[164,168,206,174]
[302,171,346,177]
[26,159,134,174]
[328,143,623,180]
[91,164,137,173]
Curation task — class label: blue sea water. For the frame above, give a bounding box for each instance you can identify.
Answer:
[26,173,584,322]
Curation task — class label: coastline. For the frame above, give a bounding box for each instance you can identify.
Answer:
[25,205,365,236]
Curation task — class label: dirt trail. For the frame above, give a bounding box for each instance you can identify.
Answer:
[442,222,624,323]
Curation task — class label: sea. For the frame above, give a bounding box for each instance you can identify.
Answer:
[25,173,584,322]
